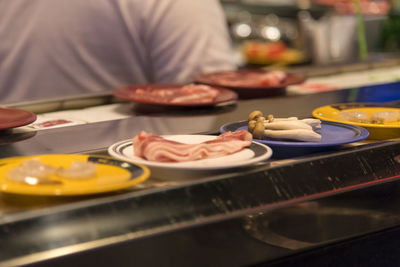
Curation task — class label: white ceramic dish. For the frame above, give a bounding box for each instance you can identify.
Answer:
[108,135,272,179]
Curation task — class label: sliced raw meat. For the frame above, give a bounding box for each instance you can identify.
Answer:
[133,130,252,162]
[132,84,220,104]
[208,70,287,87]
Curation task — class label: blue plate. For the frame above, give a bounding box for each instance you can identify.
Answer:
[220,120,369,159]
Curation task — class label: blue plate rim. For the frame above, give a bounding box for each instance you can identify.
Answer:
[220,120,369,148]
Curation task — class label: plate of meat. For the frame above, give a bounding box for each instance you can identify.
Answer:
[108,130,272,179]
[0,107,37,130]
[194,69,306,99]
[113,83,238,106]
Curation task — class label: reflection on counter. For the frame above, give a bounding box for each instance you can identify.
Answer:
[244,200,400,250]
[0,129,36,145]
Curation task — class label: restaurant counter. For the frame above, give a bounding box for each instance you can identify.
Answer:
[1,80,400,266]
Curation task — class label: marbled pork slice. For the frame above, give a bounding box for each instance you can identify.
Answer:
[132,130,252,162]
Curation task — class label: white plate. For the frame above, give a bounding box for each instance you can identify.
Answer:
[108,135,272,175]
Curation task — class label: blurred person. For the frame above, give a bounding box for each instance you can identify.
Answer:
[0,0,236,104]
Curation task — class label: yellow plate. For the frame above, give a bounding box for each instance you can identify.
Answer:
[312,104,400,140]
[0,154,150,196]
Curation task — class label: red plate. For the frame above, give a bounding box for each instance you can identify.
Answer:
[194,69,306,99]
[113,84,238,106]
[0,107,37,130]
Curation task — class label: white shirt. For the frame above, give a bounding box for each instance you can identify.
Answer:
[0,0,235,103]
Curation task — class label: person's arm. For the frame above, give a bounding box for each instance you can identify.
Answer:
[142,0,236,83]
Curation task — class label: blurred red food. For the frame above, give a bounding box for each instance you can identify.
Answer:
[313,0,389,15]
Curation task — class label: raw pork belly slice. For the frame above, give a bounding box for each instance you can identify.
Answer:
[210,70,287,87]
[134,84,220,104]
[133,130,252,162]
[170,84,220,103]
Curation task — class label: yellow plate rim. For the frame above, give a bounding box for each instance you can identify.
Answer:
[312,105,400,129]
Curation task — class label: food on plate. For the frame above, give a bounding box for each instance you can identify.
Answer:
[244,41,287,63]
[57,161,97,179]
[248,110,321,142]
[133,130,252,162]
[338,110,369,123]
[242,41,306,65]
[7,159,97,184]
[132,84,220,104]
[31,119,73,129]
[338,109,400,124]
[7,159,57,183]
[370,110,400,124]
[205,70,288,88]
[262,129,321,141]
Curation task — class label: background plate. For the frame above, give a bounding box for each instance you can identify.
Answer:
[194,69,305,99]
[220,121,369,159]
[312,104,400,140]
[0,107,37,130]
[0,155,149,196]
[113,84,238,106]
